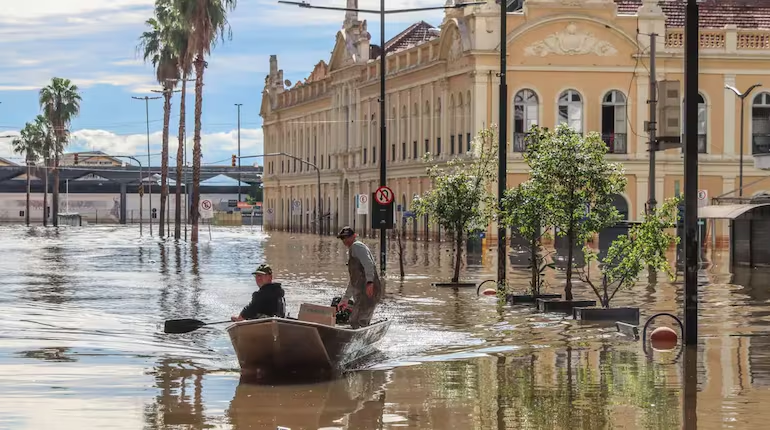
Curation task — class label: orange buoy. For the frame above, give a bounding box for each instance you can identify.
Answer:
[650,326,678,351]
[482,288,497,296]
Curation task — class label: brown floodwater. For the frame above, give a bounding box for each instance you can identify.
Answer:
[0,225,769,429]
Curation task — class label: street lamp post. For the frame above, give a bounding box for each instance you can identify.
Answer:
[725,83,762,197]
[235,103,243,202]
[278,0,484,274]
[132,95,162,236]
[497,0,508,289]
[111,155,145,237]
[240,152,322,237]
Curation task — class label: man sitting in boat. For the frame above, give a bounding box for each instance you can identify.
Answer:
[336,227,383,328]
[230,263,286,321]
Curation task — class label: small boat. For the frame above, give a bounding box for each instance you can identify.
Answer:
[226,304,390,377]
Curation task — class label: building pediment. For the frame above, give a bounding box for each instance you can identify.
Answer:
[508,18,638,67]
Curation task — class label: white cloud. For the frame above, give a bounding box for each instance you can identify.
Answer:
[3,0,153,20]
[0,128,264,166]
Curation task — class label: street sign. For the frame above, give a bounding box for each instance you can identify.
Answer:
[697,189,708,208]
[357,194,368,215]
[228,199,237,208]
[292,200,301,214]
[374,186,394,205]
[200,199,214,219]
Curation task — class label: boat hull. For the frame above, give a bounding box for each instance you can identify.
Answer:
[226,317,390,376]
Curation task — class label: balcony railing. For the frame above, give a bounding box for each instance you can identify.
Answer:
[665,28,770,53]
[753,134,770,155]
[513,132,530,152]
[602,132,627,154]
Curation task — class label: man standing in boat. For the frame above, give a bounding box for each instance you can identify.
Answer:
[336,227,383,328]
[231,263,286,321]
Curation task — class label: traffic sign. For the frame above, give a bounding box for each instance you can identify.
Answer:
[200,199,214,219]
[374,186,394,205]
[267,207,274,214]
[356,194,368,215]
[697,189,708,208]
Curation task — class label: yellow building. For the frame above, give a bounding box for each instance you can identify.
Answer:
[260,0,770,241]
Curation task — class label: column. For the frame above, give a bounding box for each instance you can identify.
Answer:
[636,176,648,220]
[472,72,488,133]
[724,74,737,156]
[636,74,649,156]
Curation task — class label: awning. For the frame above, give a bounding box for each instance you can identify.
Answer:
[698,203,770,219]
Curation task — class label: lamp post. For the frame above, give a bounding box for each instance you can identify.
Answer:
[497,0,508,289]
[111,155,145,236]
[131,95,162,236]
[240,152,322,236]
[235,103,243,202]
[277,0,484,275]
[725,83,762,197]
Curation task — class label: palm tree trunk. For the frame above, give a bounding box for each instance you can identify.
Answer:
[25,155,31,226]
[160,87,172,238]
[190,58,204,243]
[43,159,49,227]
[52,153,60,227]
[174,77,187,240]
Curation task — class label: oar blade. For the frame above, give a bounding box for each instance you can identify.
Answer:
[164,318,207,334]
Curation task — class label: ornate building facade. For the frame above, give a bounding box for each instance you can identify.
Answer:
[260,0,770,240]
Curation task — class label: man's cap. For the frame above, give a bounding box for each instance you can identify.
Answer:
[251,263,272,275]
[336,226,355,239]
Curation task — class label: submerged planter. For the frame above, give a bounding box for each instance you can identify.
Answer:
[536,298,597,313]
[432,282,477,288]
[573,307,640,325]
[506,293,561,305]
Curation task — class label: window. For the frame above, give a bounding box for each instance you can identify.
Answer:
[363,148,367,164]
[437,137,442,154]
[752,92,770,155]
[424,139,429,155]
[372,146,376,163]
[557,89,583,133]
[458,134,463,154]
[413,141,417,159]
[514,89,539,152]
[450,135,455,154]
[601,90,627,154]
[402,142,406,160]
[391,143,396,161]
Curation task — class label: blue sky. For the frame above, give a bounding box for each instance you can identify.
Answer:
[0,0,447,167]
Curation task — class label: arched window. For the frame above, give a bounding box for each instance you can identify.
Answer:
[423,101,431,156]
[751,92,770,156]
[557,89,583,133]
[457,93,464,154]
[435,98,442,155]
[697,93,707,154]
[513,89,539,152]
[601,90,627,154]
[449,95,456,154]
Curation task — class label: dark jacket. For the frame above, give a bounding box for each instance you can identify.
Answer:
[239,282,286,319]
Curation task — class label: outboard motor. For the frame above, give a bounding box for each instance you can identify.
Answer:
[330,296,354,324]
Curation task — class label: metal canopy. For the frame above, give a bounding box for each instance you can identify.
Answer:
[698,203,770,219]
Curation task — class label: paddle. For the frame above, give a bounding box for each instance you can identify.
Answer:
[163,318,232,334]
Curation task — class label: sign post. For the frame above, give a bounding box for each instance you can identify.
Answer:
[357,194,369,215]
[199,199,214,240]
[373,186,394,275]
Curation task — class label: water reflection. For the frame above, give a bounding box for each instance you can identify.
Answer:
[3,226,770,428]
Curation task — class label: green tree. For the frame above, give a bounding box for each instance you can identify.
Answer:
[413,127,498,283]
[527,124,627,300]
[500,179,554,297]
[174,0,238,242]
[39,77,81,227]
[11,122,44,226]
[576,197,680,308]
[138,0,186,238]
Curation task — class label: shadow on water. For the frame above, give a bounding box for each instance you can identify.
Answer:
[4,226,770,428]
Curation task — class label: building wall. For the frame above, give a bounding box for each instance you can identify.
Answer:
[261,0,770,241]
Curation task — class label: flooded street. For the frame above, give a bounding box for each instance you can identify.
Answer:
[1,225,770,429]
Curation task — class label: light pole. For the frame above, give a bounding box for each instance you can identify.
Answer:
[725,83,762,197]
[111,155,145,236]
[497,0,508,289]
[132,95,162,236]
[235,103,243,202]
[278,0,484,274]
[240,152,322,237]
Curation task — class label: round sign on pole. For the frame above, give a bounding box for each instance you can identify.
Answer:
[200,199,212,211]
[267,208,274,214]
[374,186,394,205]
[697,190,707,200]
[359,194,368,205]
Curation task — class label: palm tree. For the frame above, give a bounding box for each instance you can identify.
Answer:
[174,0,237,242]
[39,77,81,227]
[139,0,184,238]
[11,122,43,226]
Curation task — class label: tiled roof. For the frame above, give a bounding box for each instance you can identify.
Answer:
[385,21,440,53]
[616,0,770,29]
